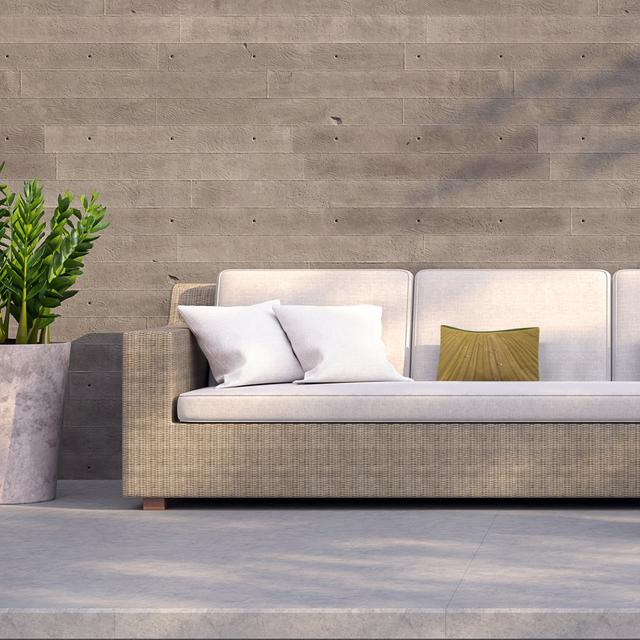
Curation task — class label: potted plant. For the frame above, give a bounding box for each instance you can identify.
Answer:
[0,164,108,504]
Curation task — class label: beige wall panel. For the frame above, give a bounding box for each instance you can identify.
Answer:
[540,126,640,152]
[427,17,640,43]
[0,154,55,178]
[407,43,640,70]
[552,154,640,179]
[178,235,424,262]
[0,99,156,125]
[106,0,351,15]
[57,153,303,180]
[0,17,179,43]
[293,126,537,153]
[46,125,291,153]
[181,17,426,43]
[157,98,402,124]
[0,44,158,70]
[159,43,404,71]
[516,71,640,97]
[22,71,266,98]
[404,98,640,125]
[269,70,513,98]
[192,179,640,208]
[0,126,44,153]
[304,153,549,180]
[352,0,597,15]
[0,0,104,14]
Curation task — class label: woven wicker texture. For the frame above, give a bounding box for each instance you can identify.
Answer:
[123,284,640,498]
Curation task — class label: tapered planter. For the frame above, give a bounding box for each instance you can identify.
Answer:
[0,342,70,504]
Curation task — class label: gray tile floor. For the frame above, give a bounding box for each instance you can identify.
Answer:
[2,481,640,638]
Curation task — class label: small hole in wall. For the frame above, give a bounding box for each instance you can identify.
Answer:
[416,136,421,141]
[87,301,92,305]
[498,54,503,58]
[251,54,256,58]
[4,137,8,141]
[131,8,136,13]
[499,218,503,223]
[169,54,174,59]
[333,136,339,141]
[581,136,586,140]
[87,466,92,471]
[169,218,175,223]
[581,54,586,58]
[416,54,421,59]
[581,218,586,223]
[4,54,8,59]
[252,136,256,141]
[334,54,339,59]
[498,136,503,141]
[87,53,92,58]
[251,218,257,223]
[170,136,174,141]
[87,383,92,388]
[416,218,421,223]
[333,218,339,223]
[87,136,92,141]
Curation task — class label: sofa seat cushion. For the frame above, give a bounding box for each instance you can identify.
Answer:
[177,381,640,424]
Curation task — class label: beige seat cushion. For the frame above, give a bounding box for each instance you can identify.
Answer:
[178,381,640,423]
[216,269,413,377]
[412,269,611,381]
[613,270,640,381]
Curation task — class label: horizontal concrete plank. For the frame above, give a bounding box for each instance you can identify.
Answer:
[61,290,171,318]
[516,72,640,97]
[159,43,404,71]
[46,126,292,153]
[86,235,177,262]
[423,234,640,262]
[106,0,351,15]
[0,44,158,70]
[78,260,310,289]
[52,317,146,343]
[69,343,123,372]
[68,372,122,400]
[404,98,640,125]
[64,399,122,427]
[6,179,190,208]
[304,153,549,179]
[0,72,19,97]
[293,126,537,153]
[551,154,640,179]
[0,154,55,178]
[0,0,103,14]
[540,126,640,152]
[269,71,513,98]
[191,179,640,208]
[572,208,640,234]
[0,17,179,43]
[22,71,266,98]
[427,16,640,43]
[599,0,638,15]
[57,153,303,180]
[0,126,44,153]
[157,98,402,125]
[181,16,426,43]
[58,453,122,479]
[178,234,424,262]
[406,43,640,70]
[0,99,155,125]
[352,0,597,15]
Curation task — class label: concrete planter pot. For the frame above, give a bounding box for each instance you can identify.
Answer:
[0,342,71,504]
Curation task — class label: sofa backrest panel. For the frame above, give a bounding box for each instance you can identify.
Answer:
[613,270,640,381]
[412,269,611,381]
[217,269,414,377]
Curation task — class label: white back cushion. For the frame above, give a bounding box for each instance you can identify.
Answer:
[412,269,611,381]
[217,269,413,377]
[613,270,640,381]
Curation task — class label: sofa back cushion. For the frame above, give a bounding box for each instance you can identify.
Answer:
[217,269,413,377]
[412,269,611,381]
[613,270,640,381]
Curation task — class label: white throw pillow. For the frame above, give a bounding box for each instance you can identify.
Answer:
[273,304,410,384]
[178,301,303,388]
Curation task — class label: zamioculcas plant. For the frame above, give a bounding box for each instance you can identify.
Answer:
[0,163,108,344]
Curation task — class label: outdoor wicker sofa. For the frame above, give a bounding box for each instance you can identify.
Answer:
[123,268,640,509]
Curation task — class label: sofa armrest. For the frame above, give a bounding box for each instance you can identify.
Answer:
[123,325,208,429]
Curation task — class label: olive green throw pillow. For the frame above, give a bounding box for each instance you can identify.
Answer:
[437,325,540,382]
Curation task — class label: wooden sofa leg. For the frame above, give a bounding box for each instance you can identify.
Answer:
[143,497,167,511]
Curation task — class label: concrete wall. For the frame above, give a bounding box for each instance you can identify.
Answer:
[1,1,639,478]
